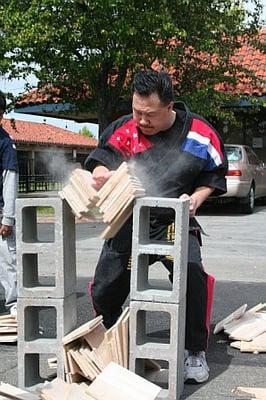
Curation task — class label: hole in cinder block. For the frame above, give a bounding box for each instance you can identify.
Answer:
[24,306,56,340]
[135,358,169,390]
[22,206,55,243]
[22,253,56,288]
[136,254,173,292]
[138,206,176,245]
[24,353,57,387]
[136,310,171,345]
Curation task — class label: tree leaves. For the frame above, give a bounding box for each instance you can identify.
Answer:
[0,0,263,132]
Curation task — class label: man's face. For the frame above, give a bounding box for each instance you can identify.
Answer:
[132,92,174,135]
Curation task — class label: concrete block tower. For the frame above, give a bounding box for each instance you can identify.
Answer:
[129,197,189,400]
[16,196,77,390]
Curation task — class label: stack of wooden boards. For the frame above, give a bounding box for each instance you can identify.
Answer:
[214,302,266,353]
[62,308,130,384]
[39,364,161,400]
[59,162,145,239]
[0,314,17,343]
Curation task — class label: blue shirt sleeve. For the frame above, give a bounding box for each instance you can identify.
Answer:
[1,137,18,172]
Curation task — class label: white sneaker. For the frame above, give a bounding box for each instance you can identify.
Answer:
[184,351,209,384]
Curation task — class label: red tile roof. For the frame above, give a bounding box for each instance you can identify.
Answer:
[2,119,98,148]
[215,26,266,96]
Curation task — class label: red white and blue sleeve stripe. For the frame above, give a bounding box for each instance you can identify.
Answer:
[181,119,224,170]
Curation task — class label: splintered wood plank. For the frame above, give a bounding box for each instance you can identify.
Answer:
[69,180,94,210]
[69,172,99,205]
[213,304,247,334]
[83,323,106,349]
[62,316,103,345]
[0,334,17,343]
[86,362,162,400]
[40,378,70,400]
[59,185,82,218]
[247,303,266,314]
[100,204,133,239]
[0,315,17,321]
[93,340,113,368]
[0,382,39,400]
[240,332,266,353]
[225,313,266,341]
[72,169,99,200]
[67,351,83,376]
[68,349,97,380]
[66,383,95,400]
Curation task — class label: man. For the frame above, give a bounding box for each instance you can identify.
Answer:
[0,93,18,315]
[85,70,227,383]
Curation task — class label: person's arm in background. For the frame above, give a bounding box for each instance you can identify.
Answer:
[0,169,18,237]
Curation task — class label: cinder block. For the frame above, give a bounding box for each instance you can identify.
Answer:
[17,294,77,343]
[129,300,185,400]
[17,294,77,390]
[17,350,65,389]
[131,197,189,303]
[16,197,76,298]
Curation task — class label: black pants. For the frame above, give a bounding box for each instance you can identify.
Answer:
[89,217,213,351]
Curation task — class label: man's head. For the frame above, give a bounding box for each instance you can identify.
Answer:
[132,70,175,135]
[0,93,7,124]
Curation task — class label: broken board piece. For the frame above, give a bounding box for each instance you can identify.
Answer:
[86,362,161,400]
[83,323,106,349]
[40,378,70,400]
[0,382,39,400]
[213,304,247,335]
[232,386,266,399]
[62,316,103,345]
[240,332,266,353]
[224,312,266,341]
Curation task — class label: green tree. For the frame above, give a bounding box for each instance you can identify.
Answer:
[79,126,94,138]
[0,0,263,133]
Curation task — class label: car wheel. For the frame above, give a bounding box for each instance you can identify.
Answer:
[240,185,255,214]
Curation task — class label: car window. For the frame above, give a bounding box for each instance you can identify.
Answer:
[225,146,242,162]
[246,147,260,165]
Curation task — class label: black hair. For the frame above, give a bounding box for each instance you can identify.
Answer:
[0,92,7,113]
[132,70,174,105]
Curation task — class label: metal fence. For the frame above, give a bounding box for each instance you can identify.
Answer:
[19,175,64,193]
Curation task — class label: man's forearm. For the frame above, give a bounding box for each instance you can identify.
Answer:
[191,186,214,210]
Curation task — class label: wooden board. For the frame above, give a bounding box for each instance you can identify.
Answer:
[62,316,103,345]
[232,386,266,399]
[213,304,247,335]
[86,362,161,400]
[0,382,39,400]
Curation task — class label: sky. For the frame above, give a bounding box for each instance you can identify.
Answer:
[0,75,99,138]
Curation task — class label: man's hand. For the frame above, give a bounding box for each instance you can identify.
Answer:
[91,165,114,190]
[179,187,214,217]
[0,224,13,237]
[179,193,198,218]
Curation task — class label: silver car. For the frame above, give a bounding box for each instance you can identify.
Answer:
[222,144,266,213]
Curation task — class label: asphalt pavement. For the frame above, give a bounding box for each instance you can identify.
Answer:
[0,202,265,399]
